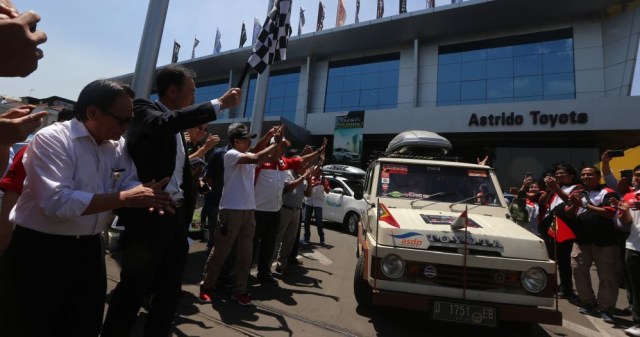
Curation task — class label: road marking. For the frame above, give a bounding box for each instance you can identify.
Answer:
[560,319,607,337]
[583,314,623,337]
[560,316,626,337]
[301,250,333,265]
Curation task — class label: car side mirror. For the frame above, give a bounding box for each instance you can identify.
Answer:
[354,191,363,200]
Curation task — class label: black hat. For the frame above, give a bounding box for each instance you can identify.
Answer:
[285,148,299,158]
[229,129,257,141]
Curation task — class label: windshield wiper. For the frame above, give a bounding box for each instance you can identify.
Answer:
[449,194,496,210]
[410,191,455,206]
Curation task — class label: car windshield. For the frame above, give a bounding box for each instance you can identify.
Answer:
[343,178,363,195]
[376,163,501,205]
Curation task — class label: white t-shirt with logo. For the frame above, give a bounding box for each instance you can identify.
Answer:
[219,148,256,210]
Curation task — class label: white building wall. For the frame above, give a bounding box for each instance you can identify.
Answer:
[602,7,640,96]
[418,43,439,107]
[574,21,606,98]
[397,47,416,109]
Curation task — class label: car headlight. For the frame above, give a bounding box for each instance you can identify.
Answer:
[521,267,547,293]
[381,254,405,279]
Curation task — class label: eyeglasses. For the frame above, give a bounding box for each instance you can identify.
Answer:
[102,109,133,126]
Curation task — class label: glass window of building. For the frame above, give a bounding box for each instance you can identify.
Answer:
[196,80,230,118]
[437,29,575,106]
[244,68,300,121]
[325,54,399,112]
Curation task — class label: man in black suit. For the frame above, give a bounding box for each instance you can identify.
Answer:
[102,65,241,337]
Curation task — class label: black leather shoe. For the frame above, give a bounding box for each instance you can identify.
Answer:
[258,273,278,285]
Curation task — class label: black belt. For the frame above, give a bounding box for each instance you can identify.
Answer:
[282,205,300,210]
[14,225,98,240]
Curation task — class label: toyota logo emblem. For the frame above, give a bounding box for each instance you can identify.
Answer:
[423,265,437,278]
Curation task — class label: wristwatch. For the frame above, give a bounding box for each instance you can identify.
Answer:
[581,198,589,208]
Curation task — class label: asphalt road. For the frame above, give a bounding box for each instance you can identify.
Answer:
[105,221,633,337]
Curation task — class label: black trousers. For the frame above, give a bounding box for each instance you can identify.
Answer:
[0,226,105,337]
[546,238,574,291]
[253,210,280,276]
[102,207,188,337]
[627,249,640,324]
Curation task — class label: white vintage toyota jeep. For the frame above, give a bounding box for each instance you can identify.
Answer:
[353,130,561,327]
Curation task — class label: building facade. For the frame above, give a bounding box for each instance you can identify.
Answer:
[114,0,640,188]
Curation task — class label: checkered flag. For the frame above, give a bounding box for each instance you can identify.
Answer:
[237,0,292,87]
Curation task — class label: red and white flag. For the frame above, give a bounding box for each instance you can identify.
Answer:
[451,208,468,230]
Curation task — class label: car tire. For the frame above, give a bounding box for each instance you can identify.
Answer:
[344,212,359,235]
[353,255,373,307]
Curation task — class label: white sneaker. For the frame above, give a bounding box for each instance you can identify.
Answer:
[625,325,640,337]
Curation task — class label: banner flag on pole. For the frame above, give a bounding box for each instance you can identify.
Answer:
[377,0,384,19]
[451,207,469,230]
[548,216,576,243]
[355,0,360,23]
[252,17,261,45]
[427,0,435,8]
[336,0,346,27]
[246,0,292,74]
[171,40,180,63]
[214,28,222,54]
[317,1,325,32]
[191,35,199,59]
[298,5,306,36]
[399,0,407,13]
[240,22,247,47]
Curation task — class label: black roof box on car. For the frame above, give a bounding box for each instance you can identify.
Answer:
[385,130,452,156]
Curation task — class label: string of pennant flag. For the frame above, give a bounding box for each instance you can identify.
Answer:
[171,0,461,63]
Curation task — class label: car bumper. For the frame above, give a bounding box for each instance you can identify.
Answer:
[372,289,562,326]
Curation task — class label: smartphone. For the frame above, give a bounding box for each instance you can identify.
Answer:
[621,169,633,179]
[608,150,625,157]
[525,172,533,179]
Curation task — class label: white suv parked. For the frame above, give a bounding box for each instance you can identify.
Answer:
[321,165,367,235]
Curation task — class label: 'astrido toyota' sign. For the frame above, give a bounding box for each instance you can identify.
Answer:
[468,110,588,127]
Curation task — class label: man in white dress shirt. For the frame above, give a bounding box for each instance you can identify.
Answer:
[0,80,172,337]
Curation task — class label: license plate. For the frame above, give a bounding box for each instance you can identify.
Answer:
[432,301,497,327]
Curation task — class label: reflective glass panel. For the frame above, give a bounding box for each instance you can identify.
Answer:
[325,56,399,112]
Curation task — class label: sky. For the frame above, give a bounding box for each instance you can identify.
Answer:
[0,0,454,99]
[0,0,637,100]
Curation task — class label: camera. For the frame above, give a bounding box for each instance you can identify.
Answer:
[621,169,633,179]
[608,149,625,157]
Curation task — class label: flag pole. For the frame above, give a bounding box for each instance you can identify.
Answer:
[131,0,170,98]
[553,215,559,310]
[236,64,251,88]
[462,205,468,300]
[249,0,276,140]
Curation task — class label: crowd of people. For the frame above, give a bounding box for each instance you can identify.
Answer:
[507,153,640,336]
[3,2,640,337]
[0,3,329,335]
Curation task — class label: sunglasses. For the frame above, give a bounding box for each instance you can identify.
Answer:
[103,109,133,126]
[197,126,208,131]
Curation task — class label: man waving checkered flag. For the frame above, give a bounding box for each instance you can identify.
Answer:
[247,0,292,75]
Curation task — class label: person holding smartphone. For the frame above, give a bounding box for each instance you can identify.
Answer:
[601,150,618,189]
[183,124,220,231]
[566,166,620,323]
